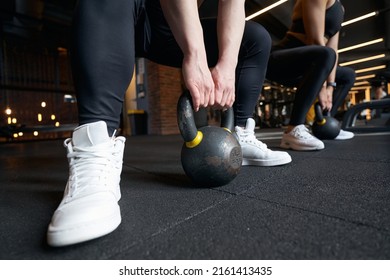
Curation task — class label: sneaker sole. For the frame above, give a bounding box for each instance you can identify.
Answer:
[280,141,324,151]
[334,136,354,140]
[47,206,121,247]
[242,156,292,166]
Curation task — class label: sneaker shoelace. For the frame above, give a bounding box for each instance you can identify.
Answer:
[292,126,315,140]
[65,137,124,199]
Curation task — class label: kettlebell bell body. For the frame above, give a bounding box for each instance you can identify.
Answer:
[177,91,242,187]
[312,102,340,140]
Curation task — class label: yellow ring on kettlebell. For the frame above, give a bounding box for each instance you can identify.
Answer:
[223,127,232,133]
[185,131,203,148]
[317,119,327,126]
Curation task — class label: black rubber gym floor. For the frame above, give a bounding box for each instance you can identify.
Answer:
[1,129,389,260]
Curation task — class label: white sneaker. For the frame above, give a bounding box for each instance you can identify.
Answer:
[235,118,292,166]
[47,121,126,247]
[335,129,354,140]
[280,124,324,151]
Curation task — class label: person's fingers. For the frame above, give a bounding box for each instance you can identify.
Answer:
[208,87,215,107]
[227,90,235,108]
[186,85,201,112]
[203,85,214,108]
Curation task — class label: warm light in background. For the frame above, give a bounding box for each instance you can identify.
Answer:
[354,81,370,86]
[51,114,56,120]
[12,118,17,124]
[341,11,377,26]
[355,65,386,74]
[338,38,384,53]
[41,102,46,108]
[351,86,371,90]
[55,122,60,127]
[7,117,12,124]
[57,47,67,53]
[339,54,385,67]
[246,0,288,21]
[355,74,376,81]
[5,108,12,115]
[33,131,39,136]
[38,113,43,122]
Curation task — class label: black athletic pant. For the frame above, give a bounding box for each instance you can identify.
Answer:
[267,36,355,125]
[331,66,356,117]
[71,0,271,133]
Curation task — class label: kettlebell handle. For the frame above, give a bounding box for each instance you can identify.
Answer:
[177,91,199,144]
[177,90,235,146]
[221,108,234,133]
[314,102,326,125]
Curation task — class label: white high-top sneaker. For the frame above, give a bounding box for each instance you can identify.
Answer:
[280,124,324,151]
[47,121,126,247]
[235,118,292,166]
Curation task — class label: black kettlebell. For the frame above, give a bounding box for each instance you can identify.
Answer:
[312,102,340,139]
[177,91,242,187]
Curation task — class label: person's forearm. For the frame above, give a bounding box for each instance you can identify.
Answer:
[160,0,206,59]
[326,32,339,84]
[217,0,245,68]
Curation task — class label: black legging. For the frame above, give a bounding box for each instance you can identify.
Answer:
[331,66,356,116]
[71,0,271,133]
[267,36,355,125]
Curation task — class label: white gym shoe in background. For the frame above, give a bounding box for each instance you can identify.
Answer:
[47,121,126,247]
[280,124,324,151]
[235,118,292,166]
[335,129,354,140]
